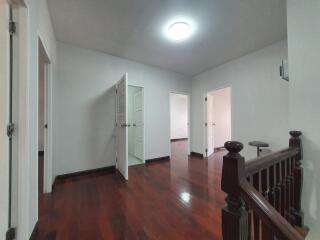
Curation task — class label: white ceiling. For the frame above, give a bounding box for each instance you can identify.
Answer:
[47,0,287,76]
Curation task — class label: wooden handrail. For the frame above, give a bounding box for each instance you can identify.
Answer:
[240,179,303,240]
[221,131,306,240]
[245,147,300,176]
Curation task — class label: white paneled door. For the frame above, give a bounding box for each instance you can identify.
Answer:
[133,89,144,160]
[116,73,129,180]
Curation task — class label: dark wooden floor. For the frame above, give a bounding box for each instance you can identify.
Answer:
[34,141,226,240]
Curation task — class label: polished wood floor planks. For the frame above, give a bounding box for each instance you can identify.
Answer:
[33,141,226,240]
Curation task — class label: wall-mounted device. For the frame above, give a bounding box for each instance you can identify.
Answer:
[280,59,289,81]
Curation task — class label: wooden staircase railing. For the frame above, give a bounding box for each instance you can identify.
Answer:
[221,131,308,240]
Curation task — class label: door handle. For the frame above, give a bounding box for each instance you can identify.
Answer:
[132,124,136,127]
[121,124,130,127]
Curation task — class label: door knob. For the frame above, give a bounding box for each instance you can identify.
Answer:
[133,123,136,127]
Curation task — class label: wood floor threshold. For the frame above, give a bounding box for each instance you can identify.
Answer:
[170,138,188,142]
[146,156,170,164]
[190,151,204,159]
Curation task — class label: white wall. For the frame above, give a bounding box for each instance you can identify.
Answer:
[287,1,320,239]
[54,42,191,177]
[191,40,289,158]
[209,87,231,148]
[170,94,188,139]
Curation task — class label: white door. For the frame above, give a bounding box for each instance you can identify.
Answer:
[133,89,144,160]
[206,94,214,156]
[116,74,128,180]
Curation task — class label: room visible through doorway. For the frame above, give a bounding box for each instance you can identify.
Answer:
[128,85,145,166]
[205,87,231,157]
[38,38,50,217]
[170,93,190,156]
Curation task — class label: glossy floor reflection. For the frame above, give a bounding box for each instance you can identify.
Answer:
[33,140,226,240]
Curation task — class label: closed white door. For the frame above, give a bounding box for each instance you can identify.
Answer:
[206,94,214,156]
[133,89,144,160]
[116,74,128,180]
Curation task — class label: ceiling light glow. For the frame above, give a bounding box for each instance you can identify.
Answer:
[163,17,196,42]
[168,22,191,41]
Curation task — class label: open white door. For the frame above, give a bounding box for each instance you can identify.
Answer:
[116,73,129,180]
[206,94,214,157]
[133,89,144,161]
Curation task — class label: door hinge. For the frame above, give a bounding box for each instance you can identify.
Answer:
[205,122,207,127]
[6,123,15,138]
[205,148,208,153]
[6,227,16,240]
[9,21,16,35]
[205,97,207,102]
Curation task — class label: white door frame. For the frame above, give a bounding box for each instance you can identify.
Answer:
[203,86,232,157]
[128,84,145,163]
[169,92,191,156]
[0,1,11,237]
[37,36,53,194]
[15,4,29,239]
[1,1,30,239]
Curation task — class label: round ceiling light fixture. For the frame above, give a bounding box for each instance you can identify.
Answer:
[167,22,192,41]
[164,18,196,42]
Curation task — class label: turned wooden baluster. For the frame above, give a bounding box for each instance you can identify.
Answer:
[246,176,253,240]
[221,141,248,240]
[268,165,276,207]
[289,131,304,227]
[252,172,260,240]
[285,157,294,224]
[289,156,295,224]
[275,162,282,214]
[261,168,274,240]
[284,158,292,221]
[280,160,287,217]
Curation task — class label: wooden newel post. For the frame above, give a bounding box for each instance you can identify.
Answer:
[221,141,248,240]
[289,131,304,227]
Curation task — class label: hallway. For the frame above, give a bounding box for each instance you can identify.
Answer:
[33,141,226,240]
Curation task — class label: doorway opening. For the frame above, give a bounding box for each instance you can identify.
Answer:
[205,87,231,157]
[170,93,190,157]
[38,38,50,215]
[115,75,145,179]
[128,85,145,166]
